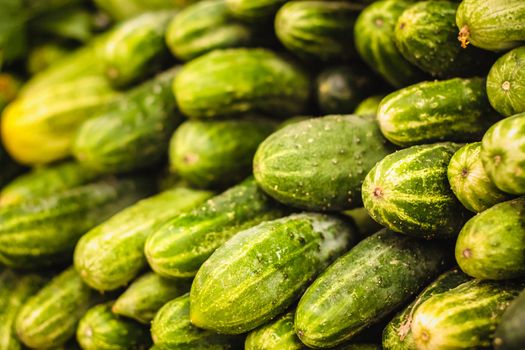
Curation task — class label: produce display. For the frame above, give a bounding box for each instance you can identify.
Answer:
[0,0,523,350]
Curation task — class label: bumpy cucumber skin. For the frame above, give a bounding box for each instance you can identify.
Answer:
[494,289,525,350]
[377,77,501,147]
[190,213,357,334]
[254,115,395,211]
[455,198,525,280]
[295,229,451,348]
[353,95,385,116]
[487,46,525,117]
[226,0,287,22]
[145,178,287,279]
[174,48,311,119]
[447,143,510,213]
[481,113,525,195]
[362,143,468,239]
[74,187,211,291]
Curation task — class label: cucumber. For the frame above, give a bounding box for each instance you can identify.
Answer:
[112,272,190,324]
[0,177,152,269]
[27,42,72,75]
[354,95,385,116]
[174,48,310,119]
[254,115,395,211]
[354,0,425,88]
[275,1,360,61]
[447,143,510,213]
[411,279,523,350]
[101,11,175,88]
[74,187,212,291]
[166,0,256,61]
[145,178,287,279]
[456,0,525,51]
[245,311,303,350]
[15,267,99,349]
[190,213,356,334]
[295,229,451,348]
[76,302,151,350]
[481,113,525,195]
[377,77,500,147]
[486,46,525,117]
[494,288,525,350]
[151,293,238,349]
[342,207,383,239]
[0,161,101,207]
[73,68,180,174]
[93,0,182,21]
[225,0,287,23]
[455,198,525,280]
[362,142,468,239]
[382,268,471,350]
[316,66,376,115]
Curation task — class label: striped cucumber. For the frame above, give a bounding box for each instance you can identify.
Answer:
[245,311,303,350]
[226,0,287,23]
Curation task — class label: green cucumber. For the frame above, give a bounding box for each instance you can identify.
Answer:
[254,115,395,211]
[382,268,471,350]
[275,1,359,61]
[411,279,523,350]
[377,77,500,147]
[76,302,151,350]
[456,0,525,51]
[342,207,383,239]
[245,311,303,350]
[73,68,180,174]
[166,0,256,61]
[93,0,181,21]
[145,178,287,279]
[362,142,468,239]
[354,0,425,88]
[447,143,510,213]
[112,272,190,324]
[487,46,525,117]
[190,213,357,334]
[101,11,175,88]
[27,42,72,75]
[0,177,152,269]
[74,187,212,291]
[0,161,101,207]
[494,288,525,350]
[169,118,276,189]
[295,229,451,348]
[481,113,525,195]
[225,0,287,23]
[174,48,310,119]
[354,95,385,116]
[456,197,525,280]
[15,267,99,349]
[151,293,238,349]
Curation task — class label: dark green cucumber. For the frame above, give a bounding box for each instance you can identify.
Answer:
[456,0,525,51]
[112,272,190,324]
[394,1,494,78]
[316,66,376,115]
[494,288,525,350]
[354,95,385,116]
[275,1,359,61]
[254,115,395,211]
[487,46,525,117]
[481,113,525,195]
[295,229,451,348]
[0,177,152,269]
[101,11,175,87]
[166,0,256,61]
[354,0,425,88]
[74,187,212,291]
[151,293,239,349]
[411,279,523,350]
[76,302,151,350]
[378,77,500,146]
[0,161,101,207]
[190,213,357,334]
[73,69,180,174]
[362,143,468,239]
[168,117,276,189]
[15,267,99,349]
[456,198,525,280]
[145,178,287,278]
[225,0,287,22]
[382,268,471,350]
[174,48,310,118]
[447,143,510,213]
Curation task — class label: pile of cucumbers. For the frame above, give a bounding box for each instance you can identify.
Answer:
[0,0,524,349]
